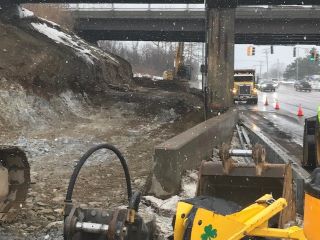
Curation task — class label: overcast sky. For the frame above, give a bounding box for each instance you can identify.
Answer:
[235,45,316,73]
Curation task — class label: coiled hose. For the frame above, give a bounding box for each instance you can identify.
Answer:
[65,143,132,203]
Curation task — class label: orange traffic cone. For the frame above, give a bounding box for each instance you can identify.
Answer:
[264,97,269,106]
[297,104,304,117]
[275,100,280,110]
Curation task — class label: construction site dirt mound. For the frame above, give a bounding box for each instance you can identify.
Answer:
[0,13,133,97]
[0,10,203,130]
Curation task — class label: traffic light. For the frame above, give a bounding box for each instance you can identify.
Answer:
[247,46,255,56]
[310,49,317,62]
[271,45,274,54]
[293,47,296,57]
[247,46,251,56]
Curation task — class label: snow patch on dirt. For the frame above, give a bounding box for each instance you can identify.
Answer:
[30,20,119,66]
[31,22,95,65]
[0,77,89,130]
[142,170,198,238]
[18,7,34,18]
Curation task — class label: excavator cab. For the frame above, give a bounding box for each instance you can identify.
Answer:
[176,64,192,81]
[163,42,192,81]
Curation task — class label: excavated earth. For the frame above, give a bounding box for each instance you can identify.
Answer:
[0,9,203,240]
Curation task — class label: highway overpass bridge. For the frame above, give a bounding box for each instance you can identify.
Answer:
[1,0,319,4]
[71,6,320,45]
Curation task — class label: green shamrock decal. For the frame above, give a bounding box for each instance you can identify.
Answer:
[201,224,217,240]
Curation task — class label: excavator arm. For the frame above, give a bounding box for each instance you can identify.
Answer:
[174,42,185,76]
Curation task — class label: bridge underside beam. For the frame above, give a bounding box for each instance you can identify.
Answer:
[74,17,320,44]
[79,30,320,45]
[2,0,320,4]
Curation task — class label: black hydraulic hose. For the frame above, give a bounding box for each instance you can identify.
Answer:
[65,143,132,203]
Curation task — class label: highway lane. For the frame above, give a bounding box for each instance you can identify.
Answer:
[237,83,320,162]
[190,81,320,118]
[257,84,320,118]
[191,79,318,146]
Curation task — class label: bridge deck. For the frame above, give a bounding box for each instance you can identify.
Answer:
[72,6,320,44]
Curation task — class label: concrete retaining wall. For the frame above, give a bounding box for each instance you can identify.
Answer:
[149,108,238,198]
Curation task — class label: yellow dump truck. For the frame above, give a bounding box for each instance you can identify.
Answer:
[233,69,258,104]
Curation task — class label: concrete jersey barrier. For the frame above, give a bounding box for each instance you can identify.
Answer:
[149,108,238,198]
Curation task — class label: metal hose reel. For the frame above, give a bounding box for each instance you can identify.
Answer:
[63,144,150,240]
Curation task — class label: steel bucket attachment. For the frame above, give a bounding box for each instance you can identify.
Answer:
[197,144,289,211]
[0,146,30,222]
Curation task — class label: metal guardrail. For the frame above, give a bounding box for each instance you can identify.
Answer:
[69,5,320,19]
[67,4,319,11]
[67,3,204,11]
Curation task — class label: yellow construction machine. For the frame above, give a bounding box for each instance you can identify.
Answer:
[63,143,320,240]
[303,109,320,170]
[163,42,191,81]
[0,146,30,222]
[173,184,319,240]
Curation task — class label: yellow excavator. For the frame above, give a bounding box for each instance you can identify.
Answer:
[0,146,30,222]
[163,42,192,81]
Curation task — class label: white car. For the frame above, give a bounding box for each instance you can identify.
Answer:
[310,81,320,91]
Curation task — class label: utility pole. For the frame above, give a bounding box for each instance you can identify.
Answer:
[263,49,269,80]
[296,48,299,81]
[259,61,263,80]
[277,58,280,80]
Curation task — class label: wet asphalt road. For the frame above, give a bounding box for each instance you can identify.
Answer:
[237,83,320,162]
[257,84,320,118]
[238,83,320,145]
[191,80,317,157]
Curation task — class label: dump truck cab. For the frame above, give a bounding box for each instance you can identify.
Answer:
[233,69,258,104]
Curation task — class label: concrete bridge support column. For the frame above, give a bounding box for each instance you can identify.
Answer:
[206,1,236,112]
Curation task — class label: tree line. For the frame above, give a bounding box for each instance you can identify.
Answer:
[98,41,202,78]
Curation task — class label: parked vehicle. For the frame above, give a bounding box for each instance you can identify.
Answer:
[259,81,276,92]
[294,81,312,92]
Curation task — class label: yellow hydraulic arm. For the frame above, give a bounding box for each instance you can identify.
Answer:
[174,194,307,240]
[174,42,185,76]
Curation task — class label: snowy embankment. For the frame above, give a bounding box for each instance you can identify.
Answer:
[0,7,133,129]
[19,7,119,66]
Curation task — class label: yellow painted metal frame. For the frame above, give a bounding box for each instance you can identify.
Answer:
[174,194,307,240]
